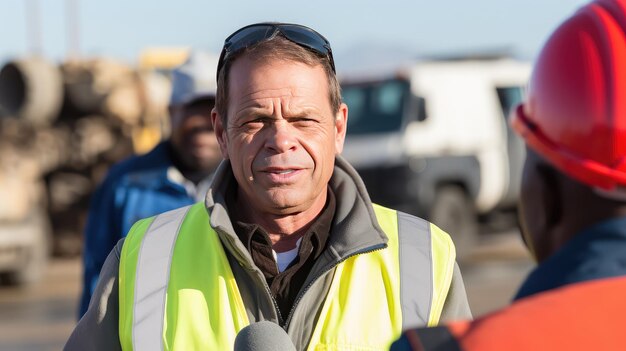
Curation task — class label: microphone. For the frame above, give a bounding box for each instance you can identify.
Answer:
[234,321,296,351]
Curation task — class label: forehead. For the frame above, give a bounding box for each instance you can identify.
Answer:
[228,56,329,102]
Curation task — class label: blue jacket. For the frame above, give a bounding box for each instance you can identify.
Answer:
[515,216,626,300]
[79,141,212,317]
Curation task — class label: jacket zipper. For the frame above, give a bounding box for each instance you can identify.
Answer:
[247,264,285,325]
[282,243,387,329]
[263,278,285,325]
[222,231,285,325]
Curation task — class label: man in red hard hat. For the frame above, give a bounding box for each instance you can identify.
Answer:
[391,0,626,349]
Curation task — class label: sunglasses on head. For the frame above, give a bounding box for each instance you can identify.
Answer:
[216,22,336,80]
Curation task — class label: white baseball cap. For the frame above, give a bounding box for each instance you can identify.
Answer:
[169,50,218,106]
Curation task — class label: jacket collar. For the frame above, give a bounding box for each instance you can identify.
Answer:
[205,155,388,269]
[125,141,213,199]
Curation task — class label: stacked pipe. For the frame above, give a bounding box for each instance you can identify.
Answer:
[0,57,64,125]
[0,56,171,255]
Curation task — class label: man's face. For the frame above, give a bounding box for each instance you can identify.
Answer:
[212,57,348,215]
[170,100,222,172]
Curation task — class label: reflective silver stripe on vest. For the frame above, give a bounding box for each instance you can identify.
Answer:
[133,206,191,351]
[397,211,433,329]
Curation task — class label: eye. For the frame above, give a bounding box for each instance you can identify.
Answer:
[242,117,268,128]
[292,117,317,127]
[246,118,264,125]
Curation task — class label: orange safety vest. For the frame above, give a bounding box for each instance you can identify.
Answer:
[395,276,626,351]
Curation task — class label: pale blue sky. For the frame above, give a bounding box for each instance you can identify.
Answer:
[0,0,588,69]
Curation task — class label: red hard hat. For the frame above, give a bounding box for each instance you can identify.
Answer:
[511,0,626,192]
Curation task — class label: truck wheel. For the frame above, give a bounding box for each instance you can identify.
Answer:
[430,186,478,261]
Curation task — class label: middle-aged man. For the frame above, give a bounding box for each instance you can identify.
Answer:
[391,1,626,350]
[65,23,471,351]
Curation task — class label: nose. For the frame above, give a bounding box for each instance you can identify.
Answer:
[264,120,297,153]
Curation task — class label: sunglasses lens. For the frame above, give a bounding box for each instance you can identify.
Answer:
[225,25,276,52]
[280,25,329,53]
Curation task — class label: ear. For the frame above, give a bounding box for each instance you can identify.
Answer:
[211,107,230,159]
[518,150,562,262]
[334,102,348,154]
[538,163,562,231]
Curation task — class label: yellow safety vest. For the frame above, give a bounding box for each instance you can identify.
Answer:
[119,203,455,350]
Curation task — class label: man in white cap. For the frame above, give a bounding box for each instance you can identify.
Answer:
[77,51,222,317]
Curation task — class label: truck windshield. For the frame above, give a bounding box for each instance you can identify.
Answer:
[343,79,409,135]
[496,86,524,118]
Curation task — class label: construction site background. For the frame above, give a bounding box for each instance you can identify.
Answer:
[0,48,188,285]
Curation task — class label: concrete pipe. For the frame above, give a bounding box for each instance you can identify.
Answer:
[62,59,135,116]
[105,70,172,127]
[0,57,64,125]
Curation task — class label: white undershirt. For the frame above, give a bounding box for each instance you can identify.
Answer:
[272,238,302,273]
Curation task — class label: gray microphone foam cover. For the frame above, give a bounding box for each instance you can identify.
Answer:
[233,321,296,351]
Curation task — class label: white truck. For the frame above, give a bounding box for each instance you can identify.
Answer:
[340,56,531,258]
